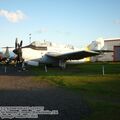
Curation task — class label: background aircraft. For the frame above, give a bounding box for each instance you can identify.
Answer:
[0,47,16,64]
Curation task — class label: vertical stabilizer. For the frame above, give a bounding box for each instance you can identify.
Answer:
[88,38,104,50]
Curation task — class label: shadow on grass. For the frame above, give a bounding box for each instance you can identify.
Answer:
[42,74,120,120]
[32,62,120,77]
[0,64,35,76]
[0,62,120,77]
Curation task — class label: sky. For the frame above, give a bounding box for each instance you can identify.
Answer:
[0,0,120,48]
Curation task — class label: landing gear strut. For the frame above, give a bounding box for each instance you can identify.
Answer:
[59,60,66,69]
[45,65,48,72]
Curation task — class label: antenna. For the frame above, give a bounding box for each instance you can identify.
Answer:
[29,33,31,44]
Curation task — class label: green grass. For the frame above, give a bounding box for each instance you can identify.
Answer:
[31,62,120,120]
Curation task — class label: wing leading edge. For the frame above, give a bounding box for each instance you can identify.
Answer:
[46,50,99,60]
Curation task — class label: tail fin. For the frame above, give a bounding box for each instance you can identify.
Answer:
[88,38,104,50]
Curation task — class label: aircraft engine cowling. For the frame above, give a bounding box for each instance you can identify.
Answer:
[40,55,58,65]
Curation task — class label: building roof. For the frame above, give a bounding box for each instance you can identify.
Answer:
[104,38,120,42]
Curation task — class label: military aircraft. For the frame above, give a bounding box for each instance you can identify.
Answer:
[0,46,16,64]
[13,38,112,69]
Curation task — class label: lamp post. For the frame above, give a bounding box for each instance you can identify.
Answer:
[102,64,105,75]
[102,53,105,76]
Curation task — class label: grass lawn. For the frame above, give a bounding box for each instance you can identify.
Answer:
[31,62,120,120]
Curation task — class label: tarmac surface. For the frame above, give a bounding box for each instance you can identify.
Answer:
[0,65,91,120]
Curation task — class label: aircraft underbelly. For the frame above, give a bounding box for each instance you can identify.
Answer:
[26,61,39,66]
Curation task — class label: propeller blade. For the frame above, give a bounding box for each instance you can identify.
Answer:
[2,47,13,48]
[18,43,20,48]
[20,40,23,47]
[15,38,18,49]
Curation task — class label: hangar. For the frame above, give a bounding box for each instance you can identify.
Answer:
[89,38,120,62]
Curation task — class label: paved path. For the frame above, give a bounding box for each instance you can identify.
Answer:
[0,65,91,120]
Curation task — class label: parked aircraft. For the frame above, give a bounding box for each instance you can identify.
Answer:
[13,38,112,69]
[0,47,16,64]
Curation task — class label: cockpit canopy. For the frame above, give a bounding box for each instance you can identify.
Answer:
[28,40,52,50]
[31,40,52,47]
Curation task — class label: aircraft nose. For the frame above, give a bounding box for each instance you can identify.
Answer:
[13,49,18,54]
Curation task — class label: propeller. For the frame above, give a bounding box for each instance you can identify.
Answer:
[13,38,23,63]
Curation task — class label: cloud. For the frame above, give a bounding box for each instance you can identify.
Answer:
[0,9,26,23]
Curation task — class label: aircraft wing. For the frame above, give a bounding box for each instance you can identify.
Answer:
[92,50,114,53]
[46,50,99,60]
